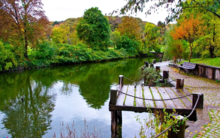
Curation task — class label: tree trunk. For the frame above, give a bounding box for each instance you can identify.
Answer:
[188,43,193,62]
[209,45,214,58]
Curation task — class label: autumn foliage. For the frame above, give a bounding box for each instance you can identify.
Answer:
[0,0,51,58]
[171,16,204,62]
[117,16,141,40]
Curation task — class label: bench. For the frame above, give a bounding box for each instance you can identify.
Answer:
[178,62,197,75]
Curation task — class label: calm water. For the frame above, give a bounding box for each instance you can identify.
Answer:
[0,58,156,138]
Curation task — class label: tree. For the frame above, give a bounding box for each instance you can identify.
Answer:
[195,13,220,58]
[111,31,121,49]
[116,0,220,24]
[77,7,111,50]
[0,0,50,58]
[144,22,160,52]
[51,25,68,44]
[171,16,204,62]
[164,31,185,61]
[117,16,141,40]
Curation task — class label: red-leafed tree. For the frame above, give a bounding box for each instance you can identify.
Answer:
[171,16,204,62]
[0,0,51,58]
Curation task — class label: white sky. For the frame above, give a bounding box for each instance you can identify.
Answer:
[42,0,171,25]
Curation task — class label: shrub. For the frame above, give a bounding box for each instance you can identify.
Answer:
[117,35,139,56]
[0,41,18,71]
[29,41,55,60]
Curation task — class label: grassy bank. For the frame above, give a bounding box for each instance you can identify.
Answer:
[1,41,152,72]
[180,58,220,67]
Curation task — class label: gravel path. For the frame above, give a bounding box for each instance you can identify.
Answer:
[161,64,220,138]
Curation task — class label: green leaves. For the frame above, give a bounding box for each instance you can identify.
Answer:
[77,7,111,51]
[0,40,18,71]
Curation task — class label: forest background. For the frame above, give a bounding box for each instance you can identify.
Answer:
[0,0,220,71]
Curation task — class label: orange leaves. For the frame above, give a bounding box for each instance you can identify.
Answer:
[171,16,204,43]
[117,16,141,40]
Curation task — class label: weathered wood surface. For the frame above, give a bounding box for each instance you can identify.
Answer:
[157,87,176,109]
[136,85,144,107]
[171,88,192,109]
[116,86,128,106]
[143,86,154,108]
[216,69,220,80]
[110,85,193,112]
[124,85,135,106]
[163,87,185,109]
[206,67,213,79]
[151,87,165,108]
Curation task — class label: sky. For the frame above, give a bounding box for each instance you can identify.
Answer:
[42,0,172,25]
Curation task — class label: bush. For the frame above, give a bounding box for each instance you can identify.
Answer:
[0,41,18,71]
[29,41,55,60]
[117,35,139,56]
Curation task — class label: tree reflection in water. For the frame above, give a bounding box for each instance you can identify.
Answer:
[0,72,55,138]
[0,57,155,137]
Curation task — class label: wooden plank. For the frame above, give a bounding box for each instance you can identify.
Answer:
[150,87,165,108]
[180,88,192,102]
[163,87,185,109]
[116,85,128,106]
[124,85,135,106]
[143,86,155,108]
[136,85,144,107]
[156,87,176,109]
[171,88,192,109]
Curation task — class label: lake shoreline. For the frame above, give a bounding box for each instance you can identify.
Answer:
[0,54,152,74]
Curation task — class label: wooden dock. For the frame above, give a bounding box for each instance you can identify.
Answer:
[110,85,198,114]
[109,75,205,138]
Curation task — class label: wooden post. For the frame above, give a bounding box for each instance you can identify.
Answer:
[176,79,184,89]
[163,71,169,80]
[153,59,156,64]
[160,58,162,62]
[110,88,117,105]
[144,61,149,67]
[192,93,204,109]
[117,111,122,138]
[117,111,122,125]
[119,75,123,90]
[156,66,160,72]
[168,115,186,138]
[111,111,118,138]
[150,63,154,68]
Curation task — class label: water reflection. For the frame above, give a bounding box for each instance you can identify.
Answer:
[0,73,55,137]
[0,57,155,137]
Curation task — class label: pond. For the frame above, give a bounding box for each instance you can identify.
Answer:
[0,57,156,138]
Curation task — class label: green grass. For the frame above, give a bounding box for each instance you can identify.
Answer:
[180,58,220,67]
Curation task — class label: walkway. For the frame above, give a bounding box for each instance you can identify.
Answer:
[161,63,220,138]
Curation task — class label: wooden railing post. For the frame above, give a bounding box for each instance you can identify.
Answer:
[144,61,149,67]
[156,66,160,72]
[192,93,204,109]
[176,79,184,89]
[111,111,118,138]
[119,75,123,90]
[110,87,117,105]
[168,115,185,138]
[163,70,169,80]
[150,63,154,68]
